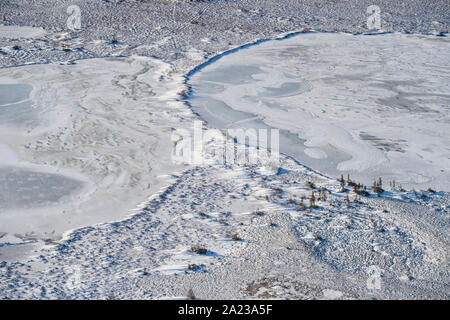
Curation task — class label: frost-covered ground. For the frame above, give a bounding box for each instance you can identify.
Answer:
[0,0,449,299]
[1,157,449,299]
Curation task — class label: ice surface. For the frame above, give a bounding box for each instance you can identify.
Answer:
[0,167,83,210]
[0,84,32,105]
[0,84,41,130]
[0,25,47,39]
[0,56,190,239]
[189,33,450,190]
[0,84,82,213]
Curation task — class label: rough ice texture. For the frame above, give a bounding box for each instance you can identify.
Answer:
[190,33,450,190]
[0,56,193,239]
[0,0,449,300]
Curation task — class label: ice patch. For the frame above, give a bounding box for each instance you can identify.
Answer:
[0,167,83,210]
[0,144,19,166]
[189,33,450,190]
[0,56,190,240]
[304,148,327,159]
[0,25,47,39]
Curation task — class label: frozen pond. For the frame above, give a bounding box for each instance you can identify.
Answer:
[0,85,82,212]
[0,84,32,105]
[189,33,450,190]
[0,56,186,241]
[0,167,83,210]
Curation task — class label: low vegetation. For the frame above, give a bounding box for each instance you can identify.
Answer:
[306,179,316,190]
[253,209,264,216]
[187,264,203,271]
[231,233,242,241]
[309,191,318,209]
[191,245,208,255]
[187,288,195,300]
[372,177,384,195]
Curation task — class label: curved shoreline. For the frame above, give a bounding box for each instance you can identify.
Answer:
[1,30,448,253]
[0,39,448,301]
[182,29,340,180]
[183,31,450,191]
[0,31,334,254]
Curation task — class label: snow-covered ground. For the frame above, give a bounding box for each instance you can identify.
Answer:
[0,0,449,300]
[1,155,448,299]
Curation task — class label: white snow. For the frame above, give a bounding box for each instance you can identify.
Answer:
[0,29,448,300]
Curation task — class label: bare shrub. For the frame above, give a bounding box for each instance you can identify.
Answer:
[231,233,242,241]
[306,179,316,190]
[187,288,195,300]
[309,192,318,209]
[253,209,264,216]
[191,246,208,255]
[372,177,384,195]
[187,264,202,271]
[298,199,306,211]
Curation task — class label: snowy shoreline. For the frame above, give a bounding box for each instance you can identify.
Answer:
[187,32,450,191]
[0,43,448,298]
[0,0,449,300]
